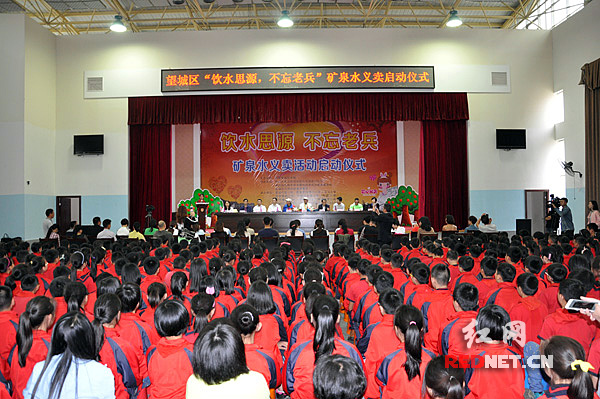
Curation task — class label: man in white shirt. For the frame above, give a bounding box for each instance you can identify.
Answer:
[116,218,130,237]
[253,198,267,213]
[97,219,117,241]
[268,197,282,212]
[333,197,345,211]
[42,208,54,237]
[476,213,498,233]
[298,197,313,212]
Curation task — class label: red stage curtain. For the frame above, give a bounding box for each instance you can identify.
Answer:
[128,93,468,125]
[129,124,172,228]
[419,120,469,231]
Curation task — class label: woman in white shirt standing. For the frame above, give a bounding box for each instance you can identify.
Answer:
[24,311,116,399]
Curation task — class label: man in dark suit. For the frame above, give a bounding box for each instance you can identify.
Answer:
[239,198,253,213]
[374,203,394,245]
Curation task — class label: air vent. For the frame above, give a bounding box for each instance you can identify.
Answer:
[491,71,508,86]
[87,76,104,92]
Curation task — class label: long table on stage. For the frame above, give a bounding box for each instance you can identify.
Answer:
[215,211,371,233]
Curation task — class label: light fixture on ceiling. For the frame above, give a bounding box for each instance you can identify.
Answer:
[446,10,463,27]
[173,0,185,4]
[277,11,293,28]
[110,15,127,32]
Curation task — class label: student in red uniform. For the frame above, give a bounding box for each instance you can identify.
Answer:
[0,287,17,391]
[359,271,395,335]
[465,304,525,399]
[185,293,215,344]
[92,293,149,399]
[424,355,466,399]
[10,296,55,399]
[284,295,363,399]
[540,336,596,399]
[474,257,499,308]
[405,263,432,307]
[484,262,520,313]
[12,275,43,317]
[362,289,403,398]
[146,300,194,399]
[140,257,163,295]
[416,264,451,319]
[117,283,158,355]
[389,253,408,291]
[538,279,597,355]
[246,281,288,353]
[539,263,569,314]
[47,277,69,322]
[63,281,93,319]
[231,304,283,391]
[345,259,371,317]
[451,256,480,292]
[141,282,167,328]
[375,304,435,399]
[69,251,96,295]
[439,283,480,356]
[509,273,548,344]
[422,266,458,353]
[313,355,367,399]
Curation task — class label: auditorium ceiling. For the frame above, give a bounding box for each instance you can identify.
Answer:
[0,0,578,34]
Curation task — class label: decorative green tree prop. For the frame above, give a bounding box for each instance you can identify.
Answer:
[386,185,419,226]
[177,188,223,217]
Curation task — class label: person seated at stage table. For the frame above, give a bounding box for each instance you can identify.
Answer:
[286,220,305,237]
[392,218,406,234]
[239,198,253,213]
[253,199,266,213]
[335,218,354,236]
[417,216,435,237]
[349,198,364,211]
[366,196,379,211]
[221,200,237,213]
[298,197,313,212]
[268,197,281,213]
[317,198,330,212]
[442,214,458,232]
[258,216,279,238]
[311,219,329,237]
[283,198,294,212]
[333,197,345,211]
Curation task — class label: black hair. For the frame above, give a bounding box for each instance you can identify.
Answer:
[311,295,340,363]
[445,215,455,225]
[188,258,208,294]
[246,281,276,315]
[216,268,236,295]
[374,271,394,293]
[170,271,189,302]
[121,263,142,285]
[29,312,99,399]
[17,296,55,367]
[304,282,327,300]
[379,288,403,315]
[118,283,141,313]
[313,354,367,399]
[547,263,569,283]
[419,216,433,232]
[412,264,430,285]
[495,262,516,283]
[21,274,40,292]
[506,246,522,264]
[143,257,160,276]
[92,293,121,353]
[248,267,268,284]
[453,283,479,311]
[191,293,215,334]
[394,304,423,381]
[476,305,511,341]
[424,356,465,399]
[63,281,88,312]
[236,260,250,292]
[45,209,54,217]
[542,336,594,399]
[304,268,323,284]
[96,276,121,296]
[192,322,249,385]
[48,276,68,298]
[516,273,539,296]
[559,279,586,302]
[458,256,475,272]
[147,282,167,309]
[231,303,260,335]
[431,264,450,287]
[69,251,86,283]
[569,268,595,294]
[337,219,349,235]
[0,286,12,311]
[568,254,591,271]
[524,256,543,274]
[154,299,189,337]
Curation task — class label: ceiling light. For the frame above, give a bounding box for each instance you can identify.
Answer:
[110,15,127,32]
[446,10,462,27]
[172,0,185,4]
[277,11,293,28]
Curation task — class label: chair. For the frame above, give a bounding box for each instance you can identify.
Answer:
[335,234,355,248]
[284,235,304,254]
[312,235,330,253]
[259,236,279,253]
[211,231,229,246]
[441,231,459,238]
[391,234,409,250]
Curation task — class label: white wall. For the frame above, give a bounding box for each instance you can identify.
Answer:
[552,0,600,229]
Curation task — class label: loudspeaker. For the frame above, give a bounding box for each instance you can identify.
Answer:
[516,219,532,234]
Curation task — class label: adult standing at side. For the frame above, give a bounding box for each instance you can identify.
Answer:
[42,209,54,237]
[553,197,574,235]
[587,200,600,229]
[374,203,394,245]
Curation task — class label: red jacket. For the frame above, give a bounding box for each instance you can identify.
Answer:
[474,278,498,308]
[423,294,457,353]
[254,314,287,351]
[245,343,283,389]
[364,314,401,399]
[406,285,433,309]
[116,312,159,355]
[484,282,521,313]
[451,272,480,292]
[9,330,51,399]
[284,337,363,399]
[509,296,548,344]
[0,311,18,389]
[376,344,435,399]
[53,297,69,322]
[538,283,560,315]
[538,384,600,399]
[12,290,38,317]
[103,328,149,398]
[345,278,370,314]
[146,337,193,399]
[439,310,479,356]
[538,308,597,354]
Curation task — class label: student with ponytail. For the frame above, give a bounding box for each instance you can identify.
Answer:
[141,282,167,327]
[231,304,283,390]
[215,268,240,313]
[169,271,192,316]
[0,286,17,392]
[424,355,465,399]
[68,251,96,295]
[93,293,149,399]
[10,296,55,399]
[375,304,435,399]
[23,312,115,399]
[313,355,366,399]
[185,293,215,344]
[246,281,287,353]
[63,281,93,318]
[235,260,251,297]
[284,295,363,399]
[540,336,595,399]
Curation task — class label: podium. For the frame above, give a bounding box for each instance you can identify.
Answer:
[195,202,209,230]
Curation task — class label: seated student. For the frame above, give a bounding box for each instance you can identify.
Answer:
[285,295,363,399]
[257,217,279,239]
[405,263,432,307]
[540,336,595,399]
[311,219,329,238]
[68,252,96,295]
[0,286,17,385]
[187,321,269,399]
[484,262,520,313]
[375,305,435,399]
[246,281,288,353]
[450,256,479,291]
[474,257,498,307]
[439,283,479,356]
[424,356,465,399]
[116,218,130,237]
[141,282,167,329]
[116,283,158,355]
[442,215,458,232]
[10,297,55,399]
[539,279,597,354]
[144,219,158,236]
[230,304,283,391]
[466,305,525,399]
[313,355,367,399]
[335,219,354,236]
[23,312,115,399]
[92,294,148,399]
[389,253,408,290]
[539,263,569,314]
[146,301,193,399]
[288,285,329,348]
[358,271,395,335]
[413,264,451,313]
[509,273,549,344]
[362,289,403,398]
[129,222,146,241]
[13,275,43,317]
[344,259,371,317]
